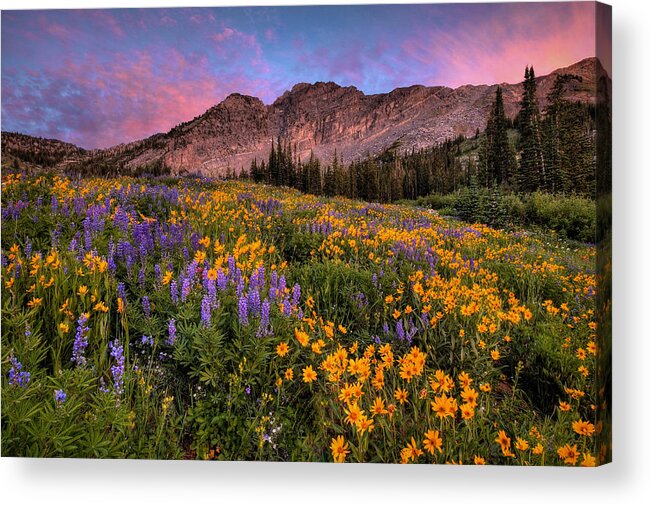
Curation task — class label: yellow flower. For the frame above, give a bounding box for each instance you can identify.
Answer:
[284,368,294,381]
[276,341,289,357]
[355,414,374,435]
[93,301,108,313]
[491,349,501,361]
[495,430,512,455]
[78,285,89,296]
[559,401,571,412]
[460,403,475,420]
[423,429,443,454]
[572,419,595,437]
[370,397,388,416]
[515,438,530,451]
[401,437,424,463]
[301,365,317,383]
[532,443,544,455]
[460,387,478,408]
[59,322,70,333]
[162,271,173,285]
[344,403,363,426]
[580,452,596,467]
[392,309,401,319]
[294,328,309,347]
[557,444,579,465]
[27,297,42,308]
[194,250,206,264]
[330,435,350,463]
[430,393,457,419]
[394,388,408,405]
[479,382,492,393]
[474,455,486,465]
[458,371,472,389]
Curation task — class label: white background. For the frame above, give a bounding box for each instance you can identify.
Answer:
[1,0,649,504]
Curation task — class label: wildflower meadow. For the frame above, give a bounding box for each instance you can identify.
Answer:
[1,172,610,465]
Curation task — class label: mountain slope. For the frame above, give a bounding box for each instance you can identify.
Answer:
[2,57,609,176]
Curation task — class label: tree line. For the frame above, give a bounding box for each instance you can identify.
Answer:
[241,65,603,202]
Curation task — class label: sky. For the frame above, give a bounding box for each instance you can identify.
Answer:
[1,2,608,149]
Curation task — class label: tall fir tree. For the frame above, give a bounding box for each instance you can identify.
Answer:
[518,66,546,192]
[542,74,595,196]
[479,86,517,187]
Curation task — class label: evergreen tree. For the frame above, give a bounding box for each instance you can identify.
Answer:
[542,74,595,196]
[479,86,517,187]
[268,139,279,185]
[518,66,546,192]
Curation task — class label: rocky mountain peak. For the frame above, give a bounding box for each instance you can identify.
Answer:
[2,58,610,178]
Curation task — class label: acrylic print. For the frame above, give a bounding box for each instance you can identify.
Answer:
[1,2,611,465]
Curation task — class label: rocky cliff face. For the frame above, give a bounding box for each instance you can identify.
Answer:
[2,57,609,176]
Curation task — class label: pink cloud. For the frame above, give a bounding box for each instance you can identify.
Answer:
[399,2,597,88]
[2,46,280,148]
[92,11,125,38]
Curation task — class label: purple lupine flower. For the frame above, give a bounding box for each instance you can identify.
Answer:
[383,322,390,335]
[269,271,278,300]
[54,389,67,405]
[282,299,292,317]
[256,298,272,337]
[201,295,211,327]
[291,284,301,306]
[170,279,179,305]
[71,313,90,366]
[138,266,146,288]
[167,319,177,345]
[141,335,154,346]
[278,275,287,296]
[109,339,125,395]
[99,377,109,394]
[24,241,32,259]
[8,355,30,387]
[181,276,191,302]
[235,269,244,297]
[396,321,405,341]
[205,277,217,308]
[142,296,151,318]
[248,288,261,316]
[245,385,251,395]
[117,282,127,303]
[238,295,249,326]
[217,268,227,291]
[256,265,265,288]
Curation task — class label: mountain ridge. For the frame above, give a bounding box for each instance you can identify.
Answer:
[2,57,609,176]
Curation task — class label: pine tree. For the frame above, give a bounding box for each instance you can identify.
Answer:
[479,87,517,188]
[268,139,278,185]
[518,66,546,192]
[542,74,594,196]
